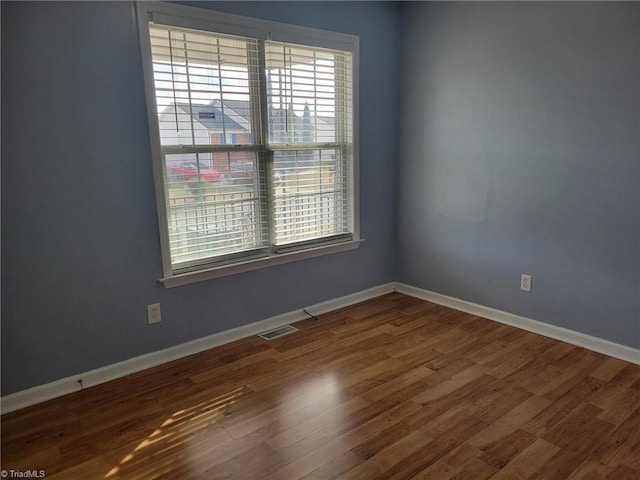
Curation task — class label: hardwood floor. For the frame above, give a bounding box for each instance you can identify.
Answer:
[2,293,639,479]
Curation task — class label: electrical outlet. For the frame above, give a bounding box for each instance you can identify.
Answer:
[521,274,532,292]
[147,303,161,324]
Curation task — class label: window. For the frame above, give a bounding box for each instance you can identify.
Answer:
[137,3,360,286]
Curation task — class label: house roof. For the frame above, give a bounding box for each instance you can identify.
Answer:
[162,99,332,135]
[167,102,247,132]
[219,99,310,132]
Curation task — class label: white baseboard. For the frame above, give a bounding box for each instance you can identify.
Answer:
[1,283,395,414]
[4,282,637,413]
[395,282,640,366]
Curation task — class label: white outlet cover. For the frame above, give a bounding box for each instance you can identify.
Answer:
[147,303,161,324]
[521,274,532,292]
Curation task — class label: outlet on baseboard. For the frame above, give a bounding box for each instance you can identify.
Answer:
[520,274,532,293]
[147,303,161,324]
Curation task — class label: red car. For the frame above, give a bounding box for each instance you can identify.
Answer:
[169,162,221,181]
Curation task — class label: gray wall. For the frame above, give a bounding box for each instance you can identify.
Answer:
[3,0,639,397]
[397,2,640,348]
[1,1,400,395]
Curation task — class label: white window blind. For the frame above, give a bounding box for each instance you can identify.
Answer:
[266,43,353,250]
[138,4,358,281]
[149,24,270,273]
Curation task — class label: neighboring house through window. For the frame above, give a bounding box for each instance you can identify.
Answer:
[137,2,360,286]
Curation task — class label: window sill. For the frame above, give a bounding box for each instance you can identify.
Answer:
[159,239,363,288]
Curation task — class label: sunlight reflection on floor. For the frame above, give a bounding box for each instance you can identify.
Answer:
[103,386,248,479]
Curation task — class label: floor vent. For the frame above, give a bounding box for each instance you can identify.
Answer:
[257,325,299,340]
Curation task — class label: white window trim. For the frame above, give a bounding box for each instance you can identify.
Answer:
[161,239,362,288]
[136,2,360,287]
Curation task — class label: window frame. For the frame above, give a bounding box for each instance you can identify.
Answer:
[136,2,360,287]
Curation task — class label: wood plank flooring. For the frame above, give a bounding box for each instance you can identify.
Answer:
[2,293,639,479]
